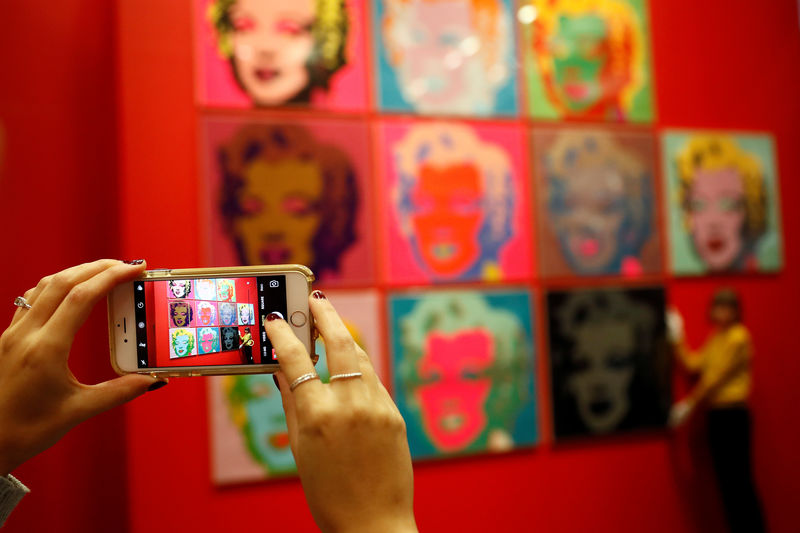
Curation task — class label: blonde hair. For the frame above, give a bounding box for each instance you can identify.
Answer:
[676,135,767,238]
[531,0,645,112]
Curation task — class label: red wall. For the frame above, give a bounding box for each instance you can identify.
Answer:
[2,1,799,532]
[0,2,130,532]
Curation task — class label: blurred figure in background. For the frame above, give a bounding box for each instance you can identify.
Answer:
[669,288,766,533]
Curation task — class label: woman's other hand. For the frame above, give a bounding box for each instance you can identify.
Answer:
[265,290,417,533]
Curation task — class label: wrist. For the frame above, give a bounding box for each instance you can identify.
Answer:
[336,514,417,533]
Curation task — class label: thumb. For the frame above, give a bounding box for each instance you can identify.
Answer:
[74,374,168,422]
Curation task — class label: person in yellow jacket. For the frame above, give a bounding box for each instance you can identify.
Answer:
[669,288,766,533]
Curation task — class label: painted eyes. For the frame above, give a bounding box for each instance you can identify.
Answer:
[232,16,311,37]
[411,192,482,215]
[282,195,317,216]
[689,197,744,213]
[241,196,263,216]
[233,16,257,32]
[572,352,632,373]
[239,195,317,216]
[718,197,744,212]
[275,19,310,37]
[550,195,623,214]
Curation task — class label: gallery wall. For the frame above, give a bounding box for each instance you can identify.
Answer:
[0,2,130,532]
[115,1,800,532]
[0,1,798,532]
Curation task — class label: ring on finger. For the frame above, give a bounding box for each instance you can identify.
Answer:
[329,372,363,383]
[289,372,320,392]
[13,296,32,310]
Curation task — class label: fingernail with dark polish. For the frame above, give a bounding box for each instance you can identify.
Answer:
[123,259,145,265]
[266,312,284,322]
[272,374,280,390]
[312,290,327,300]
[147,380,168,392]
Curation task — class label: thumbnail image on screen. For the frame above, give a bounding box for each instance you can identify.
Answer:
[133,276,287,369]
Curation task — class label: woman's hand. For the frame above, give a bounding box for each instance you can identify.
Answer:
[668,398,695,428]
[666,307,685,345]
[265,291,417,533]
[0,260,166,477]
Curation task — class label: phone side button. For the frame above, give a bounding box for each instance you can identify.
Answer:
[290,311,307,327]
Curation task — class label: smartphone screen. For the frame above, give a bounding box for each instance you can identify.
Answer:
[131,275,287,369]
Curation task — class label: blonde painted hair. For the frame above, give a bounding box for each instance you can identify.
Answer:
[675,135,767,238]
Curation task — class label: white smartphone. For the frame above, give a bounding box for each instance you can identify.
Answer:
[108,265,315,377]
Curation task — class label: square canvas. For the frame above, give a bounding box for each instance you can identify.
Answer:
[195,301,219,327]
[662,131,783,274]
[194,0,368,111]
[378,120,533,284]
[201,115,375,285]
[218,302,238,327]
[237,303,256,326]
[519,0,654,122]
[210,290,387,484]
[195,279,218,301]
[388,289,538,460]
[532,127,662,278]
[197,327,222,355]
[220,326,240,352]
[546,287,670,439]
[169,327,198,358]
[372,0,519,116]
[168,300,196,329]
[215,278,237,302]
[166,279,194,299]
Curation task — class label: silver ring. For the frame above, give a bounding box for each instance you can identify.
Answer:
[329,372,363,382]
[13,296,32,310]
[289,372,320,392]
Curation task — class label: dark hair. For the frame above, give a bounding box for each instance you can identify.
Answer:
[219,124,358,276]
[710,287,742,322]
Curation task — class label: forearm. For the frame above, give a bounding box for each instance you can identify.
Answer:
[339,517,418,533]
[675,340,702,373]
[689,352,746,406]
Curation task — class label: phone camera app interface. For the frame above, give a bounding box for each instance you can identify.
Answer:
[134,275,287,369]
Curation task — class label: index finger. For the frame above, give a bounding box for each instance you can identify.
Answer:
[46,262,147,339]
[263,313,322,400]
